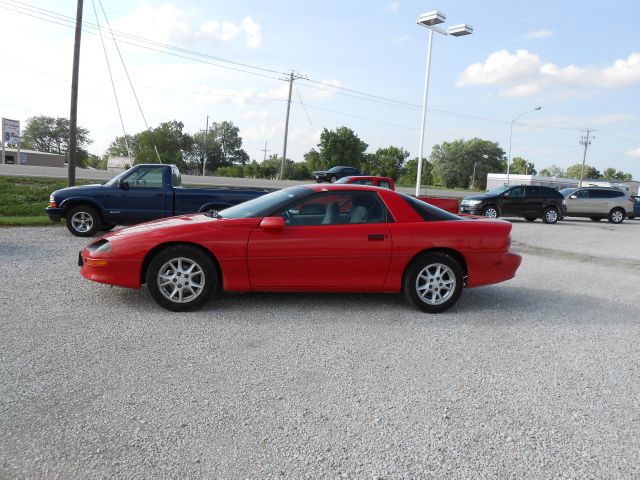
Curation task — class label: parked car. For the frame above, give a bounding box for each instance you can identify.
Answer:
[337,175,459,214]
[313,166,363,183]
[79,184,521,314]
[46,164,268,236]
[631,195,640,219]
[560,187,634,224]
[459,184,566,224]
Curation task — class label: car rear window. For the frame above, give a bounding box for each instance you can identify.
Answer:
[401,194,461,221]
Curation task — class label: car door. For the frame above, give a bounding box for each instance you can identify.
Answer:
[247,190,392,289]
[565,189,590,214]
[500,186,525,216]
[105,165,169,223]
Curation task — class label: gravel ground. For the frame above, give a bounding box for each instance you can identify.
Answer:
[1,219,639,479]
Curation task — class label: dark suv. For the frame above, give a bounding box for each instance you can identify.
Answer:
[460,184,566,224]
[313,166,363,183]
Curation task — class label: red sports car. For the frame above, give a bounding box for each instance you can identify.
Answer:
[80,184,521,313]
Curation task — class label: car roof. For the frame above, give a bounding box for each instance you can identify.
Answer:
[303,183,392,193]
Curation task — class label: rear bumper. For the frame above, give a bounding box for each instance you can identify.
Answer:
[466,251,522,288]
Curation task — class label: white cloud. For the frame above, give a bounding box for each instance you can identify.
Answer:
[627,147,640,157]
[457,50,640,96]
[591,114,635,125]
[389,2,400,13]
[307,79,341,100]
[524,29,554,40]
[113,4,262,48]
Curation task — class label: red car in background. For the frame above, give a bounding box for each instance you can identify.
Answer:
[80,184,521,313]
[337,175,459,214]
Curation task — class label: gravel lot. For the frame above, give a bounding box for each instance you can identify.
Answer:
[1,218,639,478]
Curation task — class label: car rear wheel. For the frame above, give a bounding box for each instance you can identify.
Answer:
[524,216,537,222]
[608,208,625,224]
[590,217,601,222]
[542,207,559,224]
[146,246,216,312]
[403,252,463,313]
[481,205,499,218]
[66,205,101,237]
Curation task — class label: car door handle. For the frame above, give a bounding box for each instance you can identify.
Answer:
[368,234,385,241]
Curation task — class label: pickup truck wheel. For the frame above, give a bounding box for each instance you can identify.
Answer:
[608,208,625,224]
[66,205,101,237]
[542,207,559,224]
[481,205,499,218]
[146,246,216,312]
[403,252,463,313]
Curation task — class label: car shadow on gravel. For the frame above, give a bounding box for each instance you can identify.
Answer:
[104,282,637,325]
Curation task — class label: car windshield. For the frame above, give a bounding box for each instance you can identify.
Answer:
[219,186,312,219]
[485,185,509,196]
[327,166,345,173]
[334,177,351,184]
[104,169,133,187]
[560,188,578,197]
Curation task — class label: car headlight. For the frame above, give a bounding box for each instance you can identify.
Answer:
[87,239,112,254]
[48,194,57,208]
[463,200,482,206]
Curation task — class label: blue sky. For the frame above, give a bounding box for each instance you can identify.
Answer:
[1,0,639,178]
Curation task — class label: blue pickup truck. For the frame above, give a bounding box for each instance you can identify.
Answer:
[46,164,268,236]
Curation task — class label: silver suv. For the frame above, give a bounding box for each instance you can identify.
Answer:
[560,187,634,224]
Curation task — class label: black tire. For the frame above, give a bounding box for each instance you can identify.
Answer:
[66,205,101,237]
[481,205,499,218]
[608,208,625,224]
[329,176,337,183]
[590,217,601,222]
[403,252,463,313]
[542,207,559,224]
[524,216,537,222]
[146,245,217,312]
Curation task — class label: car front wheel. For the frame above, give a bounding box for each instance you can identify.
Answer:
[329,176,337,183]
[608,208,625,224]
[66,205,101,237]
[403,252,463,313]
[542,207,559,224]
[481,205,499,218]
[146,246,217,312]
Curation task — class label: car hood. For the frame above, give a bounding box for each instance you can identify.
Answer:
[312,170,328,175]
[53,184,105,198]
[101,213,260,241]
[461,194,490,202]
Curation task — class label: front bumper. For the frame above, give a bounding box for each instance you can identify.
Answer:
[45,206,63,222]
[459,205,482,215]
[79,248,142,289]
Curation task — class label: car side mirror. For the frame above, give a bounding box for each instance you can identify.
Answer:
[118,179,130,190]
[260,216,284,230]
[503,192,509,198]
[569,194,577,199]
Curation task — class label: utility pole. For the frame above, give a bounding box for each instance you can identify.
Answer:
[68,0,84,187]
[280,71,307,180]
[202,115,209,176]
[261,141,270,161]
[579,129,595,187]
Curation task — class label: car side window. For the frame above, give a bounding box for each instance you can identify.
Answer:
[575,190,589,199]
[277,191,388,226]
[378,180,391,189]
[526,186,540,197]
[172,167,182,188]
[508,187,524,198]
[123,167,164,188]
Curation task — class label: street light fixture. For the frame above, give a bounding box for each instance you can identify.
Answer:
[415,11,473,196]
[506,106,541,185]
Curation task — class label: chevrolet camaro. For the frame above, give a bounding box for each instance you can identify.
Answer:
[79,184,522,313]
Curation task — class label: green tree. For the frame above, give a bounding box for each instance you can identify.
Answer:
[398,157,433,186]
[602,168,633,181]
[430,138,505,189]
[305,126,368,171]
[21,115,92,164]
[509,156,537,175]
[565,164,601,180]
[539,165,564,177]
[210,121,249,166]
[367,146,409,179]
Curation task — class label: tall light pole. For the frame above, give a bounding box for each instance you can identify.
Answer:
[506,106,541,185]
[415,11,473,196]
